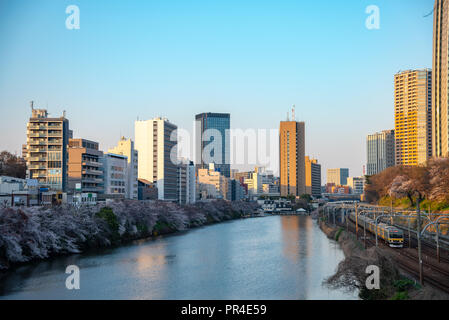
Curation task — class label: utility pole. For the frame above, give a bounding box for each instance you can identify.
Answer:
[408,216,412,249]
[416,198,423,285]
[332,207,337,227]
[346,209,349,232]
[355,203,358,240]
[436,223,440,263]
[364,214,366,249]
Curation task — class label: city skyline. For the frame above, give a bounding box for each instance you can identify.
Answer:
[0,0,434,180]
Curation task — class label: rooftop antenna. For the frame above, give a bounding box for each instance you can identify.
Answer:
[286,111,290,121]
[63,110,66,118]
[30,101,34,110]
[292,105,296,121]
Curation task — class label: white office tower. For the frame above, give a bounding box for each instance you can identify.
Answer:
[135,117,178,201]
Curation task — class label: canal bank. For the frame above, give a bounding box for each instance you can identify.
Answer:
[318,219,449,300]
[0,200,258,273]
[0,216,357,299]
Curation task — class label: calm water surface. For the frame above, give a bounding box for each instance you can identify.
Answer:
[0,216,358,299]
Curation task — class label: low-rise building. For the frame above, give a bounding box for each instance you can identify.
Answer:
[197,164,229,200]
[0,176,27,194]
[101,153,127,199]
[68,138,104,194]
[108,137,138,200]
[138,179,158,200]
[326,184,351,194]
[347,176,365,195]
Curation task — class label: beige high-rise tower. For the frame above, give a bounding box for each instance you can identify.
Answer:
[394,69,432,165]
[433,0,449,157]
[279,121,305,197]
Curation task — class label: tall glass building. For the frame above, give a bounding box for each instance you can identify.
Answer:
[195,113,231,178]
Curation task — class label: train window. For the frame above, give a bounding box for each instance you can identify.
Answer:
[390,233,403,239]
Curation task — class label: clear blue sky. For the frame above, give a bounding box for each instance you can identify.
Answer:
[0,0,433,178]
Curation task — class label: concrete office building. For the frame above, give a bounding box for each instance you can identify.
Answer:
[195,113,231,178]
[135,117,178,201]
[68,138,104,194]
[366,130,396,175]
[177,160,196,204]
[347,177,365,195]
[305,156,321,198]
[279,121,306,197]
[108,137,138,200]
[395,69,432,165]
[230,179,246,201]
[197,164,229,200]
[101,153,127,198]
[138,179,158,200]
[326,168,349,186]
[26,103,69,191]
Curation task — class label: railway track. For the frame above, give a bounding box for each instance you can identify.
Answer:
[334,219,449,293]
[404,236,449,265]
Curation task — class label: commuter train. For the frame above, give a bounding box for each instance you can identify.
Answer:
[348,211,404,248]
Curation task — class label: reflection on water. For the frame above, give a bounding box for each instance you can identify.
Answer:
[0,216,358,300]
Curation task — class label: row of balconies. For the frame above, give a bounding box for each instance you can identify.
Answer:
[47,123,62,128]
[82,160,102,167]
[29,165,47,170]
[48,139,62,145]
[28,140,47,145]
[82,186,104,193]
[28,124,47,130]
[82,177,103,183]
[82,168,103,175]
[29,156,47,161]
[31,173,48,179]
[29,133,47,138]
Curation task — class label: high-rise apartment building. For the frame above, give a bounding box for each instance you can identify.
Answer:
[68,138,104,194]
[195,113,231,178]
[366,130,395,175]
[326,168,349,186]
[26,103,69,191]
[305,156,321,198]
[394,69,432,165]
[108,137,138,200]
[279,121,306,197]
[135,117,178,201]
[433,0,449,157]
